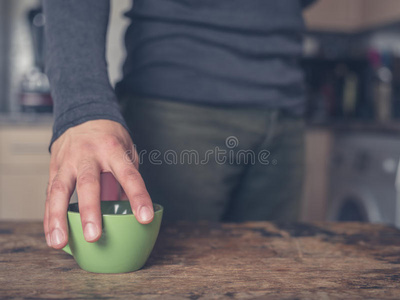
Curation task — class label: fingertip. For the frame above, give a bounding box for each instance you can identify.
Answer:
[50,228,68,249]
[46,233,51,247]
[83,222,101,242]
[138,206,154,224]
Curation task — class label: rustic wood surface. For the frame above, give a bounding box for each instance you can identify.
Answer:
[0,221,400,299]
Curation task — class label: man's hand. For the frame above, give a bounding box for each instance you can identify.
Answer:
[44,120,153,249]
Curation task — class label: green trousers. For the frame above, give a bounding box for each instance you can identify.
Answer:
[121,97,305,223]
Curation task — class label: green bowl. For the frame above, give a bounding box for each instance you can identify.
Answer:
[63,201,163,273]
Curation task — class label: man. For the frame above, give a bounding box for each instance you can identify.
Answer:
[43,0,310,249]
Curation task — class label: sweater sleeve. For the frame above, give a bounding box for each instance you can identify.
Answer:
[43,0,130,152]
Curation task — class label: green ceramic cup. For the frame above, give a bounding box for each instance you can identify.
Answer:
[62,201,163,273]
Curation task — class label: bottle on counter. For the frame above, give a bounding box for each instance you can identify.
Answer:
[368,49,393,123]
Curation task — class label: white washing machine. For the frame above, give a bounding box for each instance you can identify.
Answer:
[328,131,400,228]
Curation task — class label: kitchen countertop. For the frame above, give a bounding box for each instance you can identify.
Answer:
[307,120,400,134]
[1,221,400,299]
[0,113,53,126]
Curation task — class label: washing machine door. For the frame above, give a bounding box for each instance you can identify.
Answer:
[329,132,399,227]
[328,186,382,223]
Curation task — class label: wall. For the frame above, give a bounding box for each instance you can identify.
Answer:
[107,0,131,87]
[0,0,131,114]
[0,1,10,111]
[304,0,400,32]
[304,0,364,32]
[3,0,38,114]
[362,0,400,28]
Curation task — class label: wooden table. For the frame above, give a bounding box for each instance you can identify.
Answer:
[1,221,400,299]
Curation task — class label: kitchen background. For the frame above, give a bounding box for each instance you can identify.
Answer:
[1,0,400,227]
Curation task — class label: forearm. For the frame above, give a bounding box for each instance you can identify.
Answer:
[43,0,129,150]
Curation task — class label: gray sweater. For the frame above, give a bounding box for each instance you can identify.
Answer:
[43,0,310,149]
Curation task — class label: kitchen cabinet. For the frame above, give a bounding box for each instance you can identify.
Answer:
[300,128,332,222]
[0,124,52,220]
[0,172,48,220]
[304,0,400,32]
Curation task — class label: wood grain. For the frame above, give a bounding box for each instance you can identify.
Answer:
[0,221,400,299]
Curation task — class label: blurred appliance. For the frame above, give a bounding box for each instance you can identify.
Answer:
[328,132,400,228]
[19,6,52,113]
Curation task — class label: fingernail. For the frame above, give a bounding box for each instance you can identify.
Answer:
[139,206,153,222]
[46,233,51,247]
[84,222,99,241]
[51,228,64,246]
